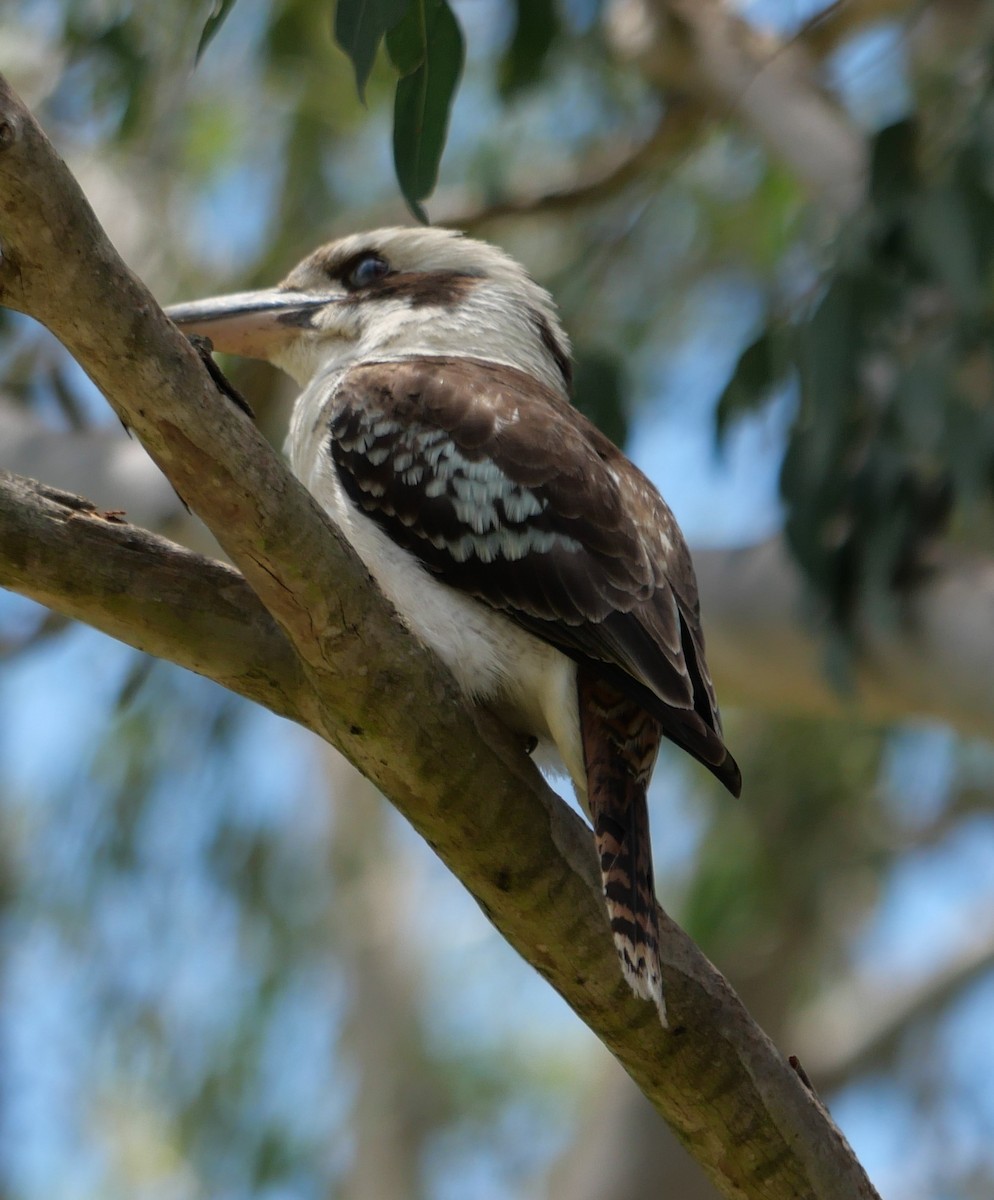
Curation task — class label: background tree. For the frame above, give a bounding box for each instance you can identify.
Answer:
[2,2,994,1198]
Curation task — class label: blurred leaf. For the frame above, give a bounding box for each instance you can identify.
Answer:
[720,95,994,641]
[781,278,863,620]
[387,0,464,222]
[957,156,994,278]
[62,15,148,140]
[334,0,412,101]
[196,0,239,64]
[870,118,918,212]
[911,184,983,314]
[385,1,427,74]
[800,276,858,428]
[114,653,157,712]
[716,327,788,441]
[499,0,559,97]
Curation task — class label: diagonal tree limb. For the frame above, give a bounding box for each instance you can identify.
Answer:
[0,74,879,1200]
[0,470,306,718]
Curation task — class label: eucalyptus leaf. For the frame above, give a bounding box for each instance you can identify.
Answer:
[869,119,918,213]
[499,0,559,96]
[715,329,787,441]
[799,276,858,442]
[385,0,427,75]
[572,351,627,449]
[334,0,412,102]
[389,0,464,222]
[912,185,984,314]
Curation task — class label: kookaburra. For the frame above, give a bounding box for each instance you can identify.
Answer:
[166,227,741,1021]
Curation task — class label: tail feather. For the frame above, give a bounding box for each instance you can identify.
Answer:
[578,671,667,1025]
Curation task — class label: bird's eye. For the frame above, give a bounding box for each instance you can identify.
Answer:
[345,253,390,289]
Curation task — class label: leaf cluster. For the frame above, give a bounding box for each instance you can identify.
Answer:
[197,0,574,221]
[719,105,994,634]
[332,0,464,221]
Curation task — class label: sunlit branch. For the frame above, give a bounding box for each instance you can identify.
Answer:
[0,470,305,720]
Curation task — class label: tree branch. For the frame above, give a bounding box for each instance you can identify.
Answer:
[0,74,879,1200]
[453,102,705,230]
[791,916,994,1091]
[0,470,305,719]
[610,0,868,213]
[695,538,994,741]
[797,0,923,61]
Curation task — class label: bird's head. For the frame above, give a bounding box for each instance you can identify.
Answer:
[166,226,572,396]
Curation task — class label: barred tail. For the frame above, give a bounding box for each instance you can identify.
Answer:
[578,672,667,1025]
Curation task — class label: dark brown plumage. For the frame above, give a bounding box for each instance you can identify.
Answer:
[329,355,739,1016]
[330,356,741,797]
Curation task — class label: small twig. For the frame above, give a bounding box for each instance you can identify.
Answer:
[186,332,255,418]
[789,1054,817,1094]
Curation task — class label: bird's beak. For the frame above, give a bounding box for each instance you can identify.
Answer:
[165,288,340,361]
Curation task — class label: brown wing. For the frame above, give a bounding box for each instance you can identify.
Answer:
[328,356,741,795]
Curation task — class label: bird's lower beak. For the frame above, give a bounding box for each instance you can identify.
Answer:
[165,288,338,360]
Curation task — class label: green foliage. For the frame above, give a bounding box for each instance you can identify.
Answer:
[60,11,150,141]
[714,328,788,438]
[387,0,465,222]
[333,0,465,222]
[194,0,467,222]
[498,0,559,97]
[333,0,411,100]
[572,349,628,449]
[719,111,994,631]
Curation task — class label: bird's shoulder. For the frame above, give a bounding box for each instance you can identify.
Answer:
[330,355,687,587]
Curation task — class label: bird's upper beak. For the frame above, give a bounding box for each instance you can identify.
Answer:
[165,288,340,361]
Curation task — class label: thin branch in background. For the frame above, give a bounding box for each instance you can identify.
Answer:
[456,99,705,230]
[792,917,994,1090]
[794,0,926,60]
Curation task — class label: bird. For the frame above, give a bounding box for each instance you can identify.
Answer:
[166,226,741,1022]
